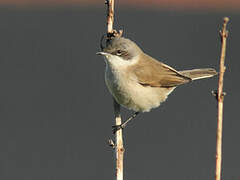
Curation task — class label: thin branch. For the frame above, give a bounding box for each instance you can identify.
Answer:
[113,99,124,180]
[105,1,124,180]
[215,17,229,180]
[106,0,114,34]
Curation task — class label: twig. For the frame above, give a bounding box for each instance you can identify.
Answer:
[215,17,229,180]
[113,99,124,180]
[105,1,124,180]
[106,0,114,34]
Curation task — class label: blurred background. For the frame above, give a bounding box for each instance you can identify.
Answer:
[0,0,239,180]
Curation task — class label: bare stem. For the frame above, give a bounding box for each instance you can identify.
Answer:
[215,17,229,180]
[113,100,124,180]
[105,1,124,180]
[106,0,114,34]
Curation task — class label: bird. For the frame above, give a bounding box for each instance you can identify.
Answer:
[97,36,217,132]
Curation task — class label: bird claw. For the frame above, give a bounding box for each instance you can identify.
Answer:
[112,124,123,134]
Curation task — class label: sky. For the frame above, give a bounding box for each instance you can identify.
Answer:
[0,0,239,10]
[0,2,239,180]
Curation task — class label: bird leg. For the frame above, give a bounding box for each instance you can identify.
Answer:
[112,112,140,134]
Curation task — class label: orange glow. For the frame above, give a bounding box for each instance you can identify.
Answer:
[0,0,239,10]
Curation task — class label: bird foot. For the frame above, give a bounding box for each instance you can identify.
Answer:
[112,124,125,134]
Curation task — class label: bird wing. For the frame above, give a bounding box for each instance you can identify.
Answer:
[130,53,192,88]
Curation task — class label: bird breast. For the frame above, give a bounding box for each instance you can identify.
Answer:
[105,63,175,112]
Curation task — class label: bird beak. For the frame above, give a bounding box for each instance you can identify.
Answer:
[96,52,109,56]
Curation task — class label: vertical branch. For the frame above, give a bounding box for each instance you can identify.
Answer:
[106,0,114,34]
[113,99,124,180]
[215,17,229,180]
[105,1,124,180]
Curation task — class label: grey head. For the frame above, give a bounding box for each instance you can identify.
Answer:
[100,37,142,61]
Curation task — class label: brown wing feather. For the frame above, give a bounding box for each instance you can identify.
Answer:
[129,53,191,87]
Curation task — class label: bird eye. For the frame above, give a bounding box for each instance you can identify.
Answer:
[116,50,122,55]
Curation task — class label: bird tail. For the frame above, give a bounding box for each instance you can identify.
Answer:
[180,68,217,80]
